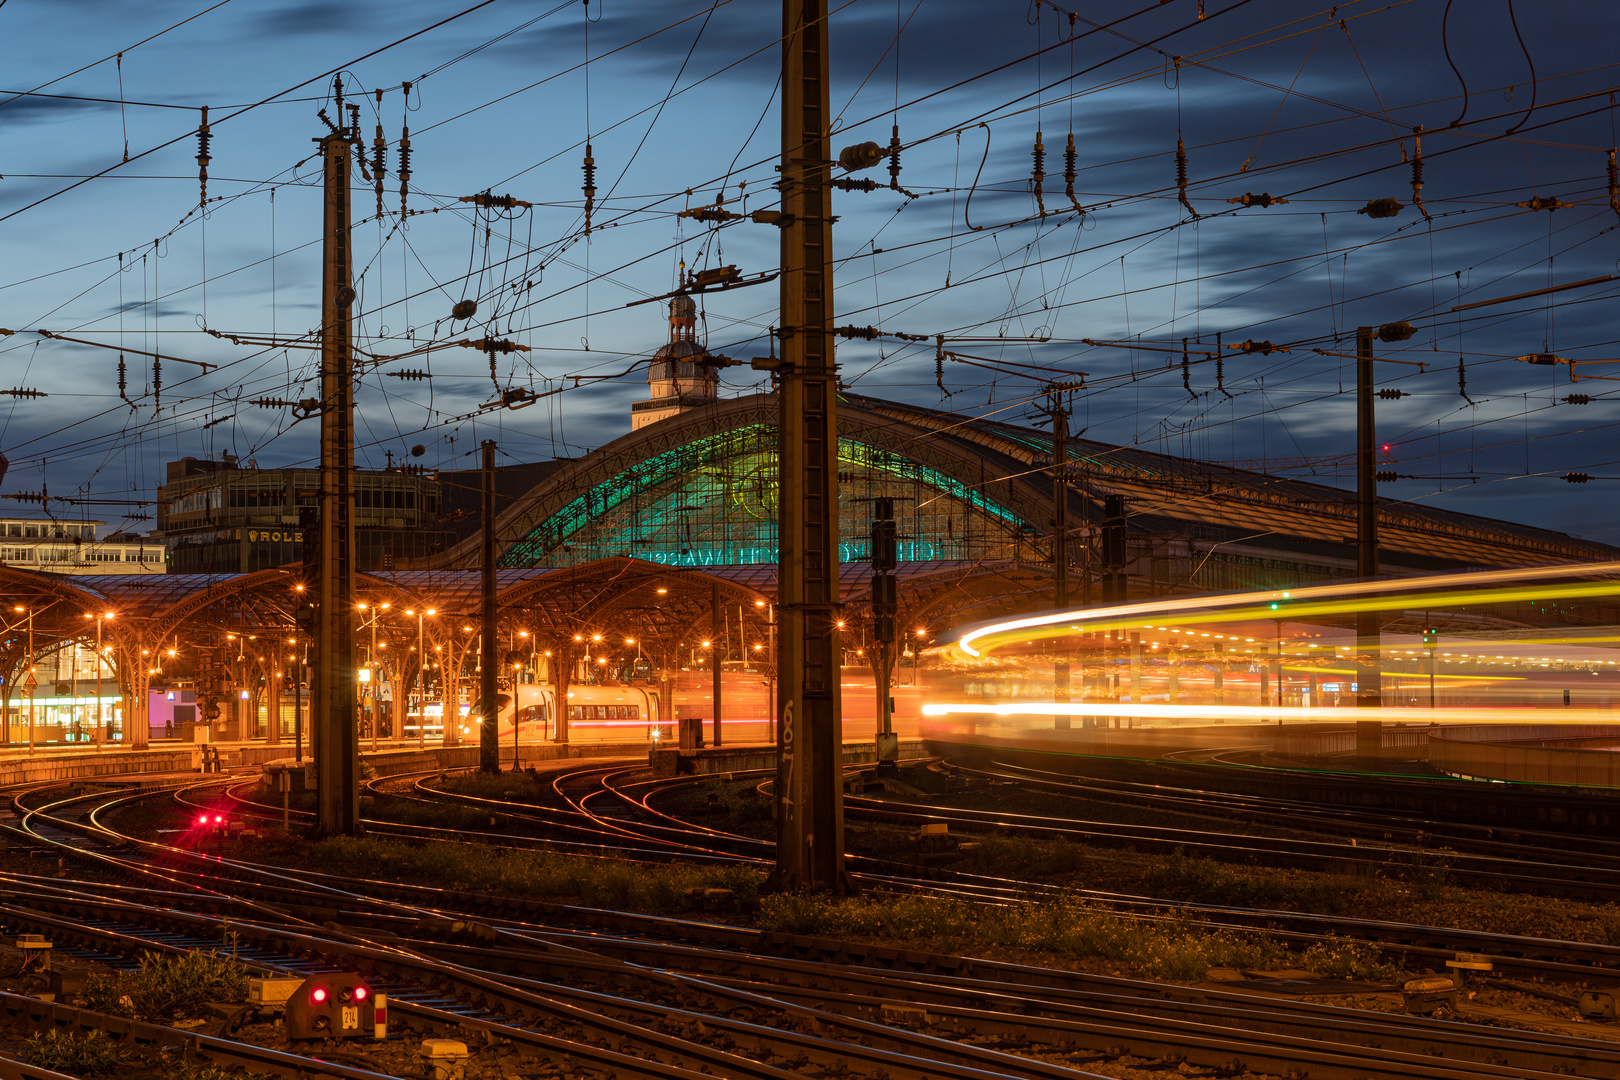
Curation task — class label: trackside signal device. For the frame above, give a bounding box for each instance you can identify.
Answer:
[284,973,378,1040]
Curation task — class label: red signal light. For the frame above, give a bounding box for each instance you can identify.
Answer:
[196,814,208,826]
[353,986,369,1002]
[311,987,328,1004]
[213,815,223,823]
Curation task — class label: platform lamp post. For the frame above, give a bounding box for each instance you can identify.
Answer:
[83,612,114,752]
[10,606,36,754]
[357,601,391,750]
[405,608,435,748]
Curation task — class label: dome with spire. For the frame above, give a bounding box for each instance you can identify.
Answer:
[631,294,719,430]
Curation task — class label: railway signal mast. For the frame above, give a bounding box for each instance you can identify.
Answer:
[870,499,899,773]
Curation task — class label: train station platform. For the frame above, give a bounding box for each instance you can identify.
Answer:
[0,737,652,786]
[0,735,930,786]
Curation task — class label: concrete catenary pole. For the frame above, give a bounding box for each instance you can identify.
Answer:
[313,101,360,837]
[769,0,848,892]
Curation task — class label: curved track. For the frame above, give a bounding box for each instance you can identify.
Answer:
[4,777,1618,1080]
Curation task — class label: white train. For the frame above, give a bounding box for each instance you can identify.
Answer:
[497,683,667,745]
[405,683,665,744]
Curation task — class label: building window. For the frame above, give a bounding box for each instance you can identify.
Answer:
[1,547,32,561]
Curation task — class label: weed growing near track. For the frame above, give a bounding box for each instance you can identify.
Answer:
[306,835,762,910]
[368,797,500,831]
[26,1029,127,1075]
[1300,934,1403,980]
[437,771,553,804]
[27,1029,269,1080]
[82,950,249,1021]
[757,893,1295,981]
[1145,852,1376,914]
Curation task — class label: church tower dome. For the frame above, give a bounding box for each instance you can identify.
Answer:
[631,294,718,430]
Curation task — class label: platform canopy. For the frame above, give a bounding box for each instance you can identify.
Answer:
[0,556,1057,748]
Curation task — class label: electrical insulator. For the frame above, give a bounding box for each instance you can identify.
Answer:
[385,369,430,382]
[1175,138,1198,219]
[196,105,212,207]
[1181,338,1195,398]
[118,354,129,404]
[1226,192,1289,208]
[1410,125,1431,221]
[1215,353,1231,397]
[837,141,884,171]
[1374,471,1399,483]
[373,120,387,219]
[0,387,45,398]
[1609,149,1619,222]
[1565,394,1591,405]
[1565,472,1592,484]
[1031,130,1046,216]
[887,124,902,189]
[1063,132,1080,213]
[835,325,881,340]
[398,82,412,216]
[152,358,161,412]
[1357,197,1404,219]
[582,143,597,234]
[348,103,361,146]
[1376,388,1407,399]
[1515,194,1576,212]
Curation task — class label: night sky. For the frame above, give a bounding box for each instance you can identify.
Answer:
[3,1,1619,544]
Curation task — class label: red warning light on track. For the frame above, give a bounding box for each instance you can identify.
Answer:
[353,986,369,1002]
[311,987,328,1004]
[196,815,208,827]
[213,815,223,823]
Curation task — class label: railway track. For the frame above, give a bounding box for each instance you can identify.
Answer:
[6,781,1619,1080]
[226,760,1620,989]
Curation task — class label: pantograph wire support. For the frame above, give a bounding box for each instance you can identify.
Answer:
[1608,148,1619,221]
[888,124,902,191]
[935,335,952,398]
[1458,354,1474,403]
[398,82,413,217]
[1031,130,1047,217]
[582,143,597,235]
[152,358,162,413]
[1181,338,1195,398]
[1175,138,1199,219]
[1411,125,1431,221]
[117,354,130,406]
[195,106,211,207]
[373,89,388,220]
